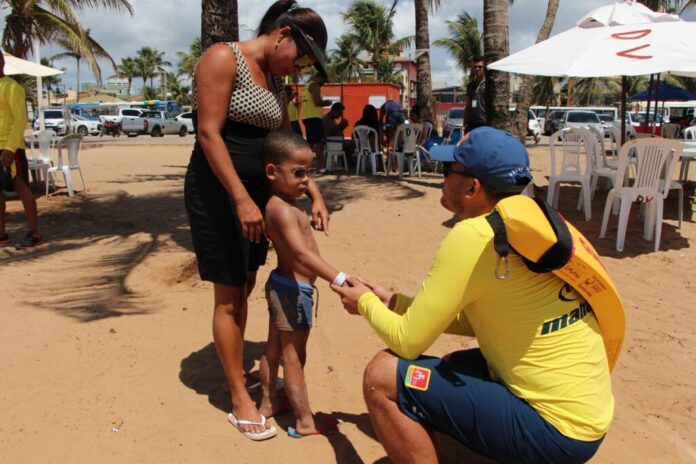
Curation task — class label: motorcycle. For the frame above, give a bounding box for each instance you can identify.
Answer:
[100,121,121,137]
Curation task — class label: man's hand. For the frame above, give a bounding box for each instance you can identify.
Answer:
[311,200,330,236]
[356,277,395,308]
[0,150,14,170]
[331,276,372,315]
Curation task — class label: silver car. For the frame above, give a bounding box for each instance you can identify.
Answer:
[443,108,464,136]
[563,111,603,135]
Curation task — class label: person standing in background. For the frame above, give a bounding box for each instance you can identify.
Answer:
[301,73,331,173]
[285,85,302,136]
[464,56,487,133]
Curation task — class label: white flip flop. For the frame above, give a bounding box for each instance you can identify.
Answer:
[227,413,277,441]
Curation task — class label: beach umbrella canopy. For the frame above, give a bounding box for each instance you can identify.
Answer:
[1,51,63,77]
[488,1,696,77]
[628,82,696,101]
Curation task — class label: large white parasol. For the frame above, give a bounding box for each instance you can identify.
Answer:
[2,51,63,77]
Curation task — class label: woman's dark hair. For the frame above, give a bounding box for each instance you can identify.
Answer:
[357,104,380,130]
[257,0,328,53]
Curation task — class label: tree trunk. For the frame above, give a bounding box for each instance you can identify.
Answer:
[512,0,559,143]
[414,0,434,123]
[566,78,576,106]
[201,0,239,51]
[76,58,81,103]
[483,0,511,130]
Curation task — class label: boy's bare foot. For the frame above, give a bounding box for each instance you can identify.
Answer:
[258,395,292,418]
[291,413,340,437]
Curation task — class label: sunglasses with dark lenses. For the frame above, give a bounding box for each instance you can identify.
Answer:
[290,167,318,179]
[442,162,475,178]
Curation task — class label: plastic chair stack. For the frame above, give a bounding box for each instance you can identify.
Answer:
[46,134,87,197]
[387,123,422,179]
[28,129,57,185]
[353,125,383,175]
[324,137,348,173]
[599,138,682,252]
[547,128,593,221]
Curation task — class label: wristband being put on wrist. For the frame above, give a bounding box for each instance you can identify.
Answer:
[332,272,346,287]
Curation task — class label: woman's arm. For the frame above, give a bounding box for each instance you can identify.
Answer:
[195,44,265,243]
[309,82,331,107]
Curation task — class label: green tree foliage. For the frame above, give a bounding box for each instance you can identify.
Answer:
[176,37,202,80]
[433,13,483,76]
[328,34,365,82]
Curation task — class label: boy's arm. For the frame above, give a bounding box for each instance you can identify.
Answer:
[266,205,340,283]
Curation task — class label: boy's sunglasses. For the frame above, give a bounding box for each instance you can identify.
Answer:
[442,162,475,178]
[288,167,318,179]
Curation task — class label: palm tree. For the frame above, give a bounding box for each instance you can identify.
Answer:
[328,34,365,82]
[40,57,63,106]
[483,0,511,130]
[413,0,443,122]
[2,0,132,59]
[163,72,190,106]
[532,76,560,106]
[135,47,171,95]
[343,0,411,81]
[51,29,115,102]
[111,57,138,98]
[201,0,238,51]
[575,77,621,106]
[433,13,483,77]
[638,0,696,14]
[511,0,559,143]
[176,37,203,80]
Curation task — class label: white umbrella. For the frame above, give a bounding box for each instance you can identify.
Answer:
[1,51,63,77]
[576,0,679,28]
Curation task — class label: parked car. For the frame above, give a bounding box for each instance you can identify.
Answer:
[176,112,194,134]
[121,110,188,137]
[100,107,144,125]
[597,114,617,137]
[443,108,464,136]
[563,110,603,134]
[71,114,103,136]
[544,110,567,135]
[625,111,666,135]
[509,108,541,143]
[33,108,68,135]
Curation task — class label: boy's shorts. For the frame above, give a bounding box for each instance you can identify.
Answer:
[265,270,315,331]
[396,349,604,464]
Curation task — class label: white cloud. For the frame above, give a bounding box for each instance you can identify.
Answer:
[0,0,639,92]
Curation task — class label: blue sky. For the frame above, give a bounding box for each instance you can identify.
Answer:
[2,0,695,92]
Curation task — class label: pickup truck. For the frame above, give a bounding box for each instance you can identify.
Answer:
[100,107,144,125]
[121,110,189,137]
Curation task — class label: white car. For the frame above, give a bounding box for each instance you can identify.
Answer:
[176,112,194,134]
[443,108,464,136]
[33,108,68,135]
[563,110,603,134]
[527,110,541,143]
[71,115,103,136]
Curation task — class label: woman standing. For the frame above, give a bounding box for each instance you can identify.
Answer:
[184,0,329,441]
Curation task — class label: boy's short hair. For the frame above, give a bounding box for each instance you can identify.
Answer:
[262,130,310,165]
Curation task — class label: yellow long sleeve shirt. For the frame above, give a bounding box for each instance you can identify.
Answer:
[0,76,28,153]
[357,214,613,441]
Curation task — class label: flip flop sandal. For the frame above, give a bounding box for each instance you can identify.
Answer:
[227,413,277,441]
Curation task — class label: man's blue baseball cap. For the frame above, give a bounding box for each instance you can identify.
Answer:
[430,126,532,192]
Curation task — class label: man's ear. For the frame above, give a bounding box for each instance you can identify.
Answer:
[265,163,277,180]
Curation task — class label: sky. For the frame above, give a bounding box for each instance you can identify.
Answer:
[2,0,695,92]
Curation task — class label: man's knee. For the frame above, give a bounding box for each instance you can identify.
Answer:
[363,350,399,403]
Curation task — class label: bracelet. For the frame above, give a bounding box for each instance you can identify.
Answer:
[332,272,346,287]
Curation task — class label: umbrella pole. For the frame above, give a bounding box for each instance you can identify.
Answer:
[644,74,654,133]
[621,76,627,146]
[34,43,45,131]
[653,73,661,135]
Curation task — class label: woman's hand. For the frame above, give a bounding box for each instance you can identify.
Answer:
[356,277,395,308]
[331,276,372,315]
[236,196,265,243]
[311,199,330,236]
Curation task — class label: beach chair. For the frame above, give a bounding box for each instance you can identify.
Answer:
[353,125,383,175]
[46,134,86,197]
[547,128,593,221]
[28,129,56,186]
[587,126,618,197]
[387,123,422,179]
[599,138,682,252]
[325,137,348,172]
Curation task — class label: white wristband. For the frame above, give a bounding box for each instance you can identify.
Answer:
[332,272,346,286]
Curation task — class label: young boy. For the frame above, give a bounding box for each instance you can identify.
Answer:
[258,131,345,438]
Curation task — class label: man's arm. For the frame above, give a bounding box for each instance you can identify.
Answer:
[266,204,339,283]
[309,82,331,107]
[356,223,487,359]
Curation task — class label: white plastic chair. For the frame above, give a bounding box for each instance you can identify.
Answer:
[599,138,682,252]
[681,126,696,182]
[28,129,57,184]
[325,137,348,172]
[46,134,86,197]
[353,125,383,175]
[547,128,593,221]
[387,123,422,179]
[587,126,618,197]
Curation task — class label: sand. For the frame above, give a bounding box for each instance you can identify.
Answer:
[0,139,694,463]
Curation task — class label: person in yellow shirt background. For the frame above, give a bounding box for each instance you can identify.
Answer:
[333,127,614,464]
[284,85,302,137]
[0,50,42,248]
[301,73,331,173]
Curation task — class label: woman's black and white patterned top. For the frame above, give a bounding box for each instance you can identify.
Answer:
[192,43,284,131]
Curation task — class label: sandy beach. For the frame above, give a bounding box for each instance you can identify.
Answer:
[0,138,694,463]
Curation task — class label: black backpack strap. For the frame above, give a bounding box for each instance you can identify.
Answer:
[485,211,511,280]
